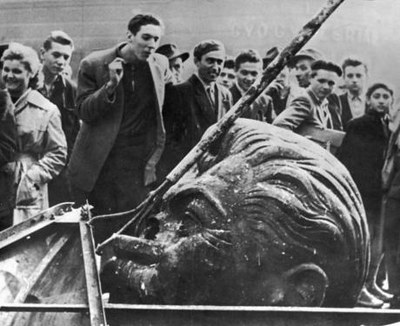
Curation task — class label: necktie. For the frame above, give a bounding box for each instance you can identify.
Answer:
[207,85,215,107]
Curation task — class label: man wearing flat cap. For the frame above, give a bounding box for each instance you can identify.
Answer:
[273,60,344,148]
[156,43,189,84]
[159,39,232,180]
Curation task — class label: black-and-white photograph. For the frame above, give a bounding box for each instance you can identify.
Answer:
[1,0,400,325]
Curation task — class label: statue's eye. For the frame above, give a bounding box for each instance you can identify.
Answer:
[177,210,202,237]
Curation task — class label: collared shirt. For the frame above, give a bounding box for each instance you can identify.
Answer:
[195,72,216,107]
[310,89,333,129]
[347,92,365,119]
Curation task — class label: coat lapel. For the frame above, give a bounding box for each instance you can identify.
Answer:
[191,75,217,124]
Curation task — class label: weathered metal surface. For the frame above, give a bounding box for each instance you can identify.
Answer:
[0,205,90,325]
[80,205,107,326]
[104,305,400,326]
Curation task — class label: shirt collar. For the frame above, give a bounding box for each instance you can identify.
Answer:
[307,88,324,106]
[347,91,363,102]
[195,72,215,92]
[235,81,247,96]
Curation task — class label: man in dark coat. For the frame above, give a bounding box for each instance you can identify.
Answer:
[69,14,173,216]
[159,40,232,180]
[38,30,80,206]
[337,83,394,307]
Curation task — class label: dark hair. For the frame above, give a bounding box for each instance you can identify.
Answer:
[193,40,225,61]
[234,49,262,71]
[223,57,235,69]
[366,82,394,99]
[42,30,74,51]
[128,14,163,35]
[341,57,368,75]
[310,60,342,77]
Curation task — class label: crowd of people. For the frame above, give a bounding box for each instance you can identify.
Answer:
[0,13,400,309]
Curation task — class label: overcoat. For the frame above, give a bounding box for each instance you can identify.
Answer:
[69,43,173,192]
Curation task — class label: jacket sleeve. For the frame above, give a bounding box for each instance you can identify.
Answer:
[75,58,115,123]
[0,89,17,166]
[272,96,311,130]
[26,109,67,185]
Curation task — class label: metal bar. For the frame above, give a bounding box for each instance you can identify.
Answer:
[80,216,107,326]
[0,202,74,250]
[0,303,88,312]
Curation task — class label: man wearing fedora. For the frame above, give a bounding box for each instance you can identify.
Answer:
[156,43,189,84]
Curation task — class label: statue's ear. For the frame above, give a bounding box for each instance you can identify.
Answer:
[283,263,328,307]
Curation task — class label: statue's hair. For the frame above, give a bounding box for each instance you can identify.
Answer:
[195,119,369,307]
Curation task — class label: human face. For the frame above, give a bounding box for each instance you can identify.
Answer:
[236,61,262,92]
[295,58,312,88]
[1,59,32,98]
[128,24,162,61]
[343,65,367,95]
[41,42,73,76]
[195,50,225,85]
[367,88,392,115]
[309,69,338,101]
[170,57,184,84]
[218,67,236,89]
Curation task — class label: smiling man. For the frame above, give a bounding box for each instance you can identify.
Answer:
[273,60,342,134]
[158,40,232,181]
[38,30,80,206]
[164,40,232,153]
[230,49,275,122]
[69,14,173,215]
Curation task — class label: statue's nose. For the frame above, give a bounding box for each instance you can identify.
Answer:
[112,234,163,264]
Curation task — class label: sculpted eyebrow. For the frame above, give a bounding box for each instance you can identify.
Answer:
[175,186,227,218]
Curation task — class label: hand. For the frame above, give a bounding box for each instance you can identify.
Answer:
[269,79,285,93]
[107,57,125,91]
[16,174,40,206]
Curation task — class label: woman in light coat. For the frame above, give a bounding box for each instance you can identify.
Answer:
[1,43,67,223]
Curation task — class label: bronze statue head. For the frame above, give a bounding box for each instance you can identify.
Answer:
[101,119,369,307]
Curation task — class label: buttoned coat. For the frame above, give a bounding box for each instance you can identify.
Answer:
[13,89,67,222]
[337,110,389,201]
[339,93,353,129]
[69,44,173,192]
[159,74,232,179]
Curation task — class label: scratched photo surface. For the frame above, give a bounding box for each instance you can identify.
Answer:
[1,0,400,325]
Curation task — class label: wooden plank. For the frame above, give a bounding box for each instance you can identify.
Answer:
[80,220,107,326]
